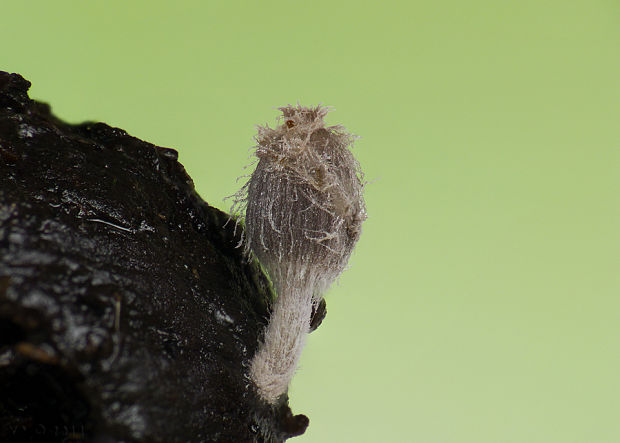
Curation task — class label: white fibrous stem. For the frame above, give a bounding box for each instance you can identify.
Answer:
[234,105,366,404]
[249,278,315,403]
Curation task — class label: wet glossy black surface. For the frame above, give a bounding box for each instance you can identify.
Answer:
[0,72,309,442]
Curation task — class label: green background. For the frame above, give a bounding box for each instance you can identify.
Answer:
[3,1,619,441]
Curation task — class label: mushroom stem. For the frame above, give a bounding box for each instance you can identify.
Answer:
[249,282,315,404]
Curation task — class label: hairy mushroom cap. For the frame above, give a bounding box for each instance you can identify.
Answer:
[242,104,366,296]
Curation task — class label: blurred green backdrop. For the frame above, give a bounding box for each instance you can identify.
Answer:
[3,1,619,441]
